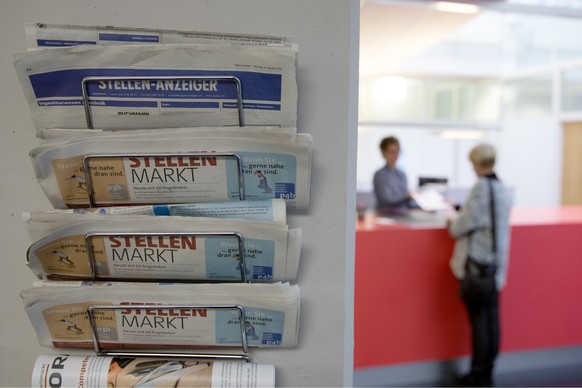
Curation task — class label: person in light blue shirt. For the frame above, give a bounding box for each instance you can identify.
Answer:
[447,143,512,387]
[373,136,415,213]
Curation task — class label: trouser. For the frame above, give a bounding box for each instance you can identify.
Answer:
[462,285,500,382]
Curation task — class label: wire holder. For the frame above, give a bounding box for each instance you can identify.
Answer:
[87,304,251,362]
[81,75,245,128]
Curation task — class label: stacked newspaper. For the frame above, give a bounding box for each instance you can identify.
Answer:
[30,127,312,209]
[27,198,287,224]
[13,41,297,131]
[25,212,301,282]
[32,354,275,388]
[16,24,304,372]
[22,282,300,349]
[25,22,296,49]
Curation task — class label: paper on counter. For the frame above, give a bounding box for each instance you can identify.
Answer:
[411,189,453,212]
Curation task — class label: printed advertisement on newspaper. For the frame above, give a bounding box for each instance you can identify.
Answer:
[32,354,275,388]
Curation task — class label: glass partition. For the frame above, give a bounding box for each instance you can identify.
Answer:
[561,68,582,112]
[502,75,552,118]
[359,76,500,124]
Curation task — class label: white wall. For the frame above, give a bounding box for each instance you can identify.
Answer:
[0,1,359,387]
[497,117,563,207]
[357,117,563,208]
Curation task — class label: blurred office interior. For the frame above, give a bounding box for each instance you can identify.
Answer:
[358,0,582,209]
[355,1,582,386]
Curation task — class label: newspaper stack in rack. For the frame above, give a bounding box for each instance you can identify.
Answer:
[29,127,311,209]
[26,198,287,224]
[22,282,299,349]
[25,22,297,49]
[14,41,297,131]
[25,212,301,282]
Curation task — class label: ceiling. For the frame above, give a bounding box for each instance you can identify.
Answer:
[359,0,582,78]
[359,1,477,78]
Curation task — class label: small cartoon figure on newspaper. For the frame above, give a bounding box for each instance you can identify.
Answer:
[66,174,87,191]
[60,319,83,333]
[245,321,260,340]
[233,253,251,277]
[52,250,75,267]
[254,170,272,194]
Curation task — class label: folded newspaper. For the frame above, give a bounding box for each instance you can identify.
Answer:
[37,125,299,140]
[28,198,287,224]
[32,354,275,388]
[30,127,312,209]
[25,214,301,282]
[13,42,297,130]
[22,282,300,349]
[26,22,295,48]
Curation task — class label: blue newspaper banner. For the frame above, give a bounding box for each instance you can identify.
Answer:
[98,33,160,43]
[29,69,282,102]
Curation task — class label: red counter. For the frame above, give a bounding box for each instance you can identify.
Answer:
[354,207,582,369]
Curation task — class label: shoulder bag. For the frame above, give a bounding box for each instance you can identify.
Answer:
[460,177,498,303]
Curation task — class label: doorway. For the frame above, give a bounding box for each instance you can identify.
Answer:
[562,122,582,204]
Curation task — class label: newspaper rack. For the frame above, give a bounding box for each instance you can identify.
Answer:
[84,231,250,283]
[87,304,252,362]
[81,75,245,128]
[82,152,246,207]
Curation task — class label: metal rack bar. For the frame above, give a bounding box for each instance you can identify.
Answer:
[81,75,245,128]
[86,304,250,361]
[97,351,251,362]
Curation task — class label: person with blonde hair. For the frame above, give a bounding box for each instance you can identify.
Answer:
[447,143,512,387]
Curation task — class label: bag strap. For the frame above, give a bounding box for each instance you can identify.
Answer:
[488,177,497,256]
[467,176,498,267]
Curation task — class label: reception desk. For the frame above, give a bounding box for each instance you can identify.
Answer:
[354,207,582,370]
